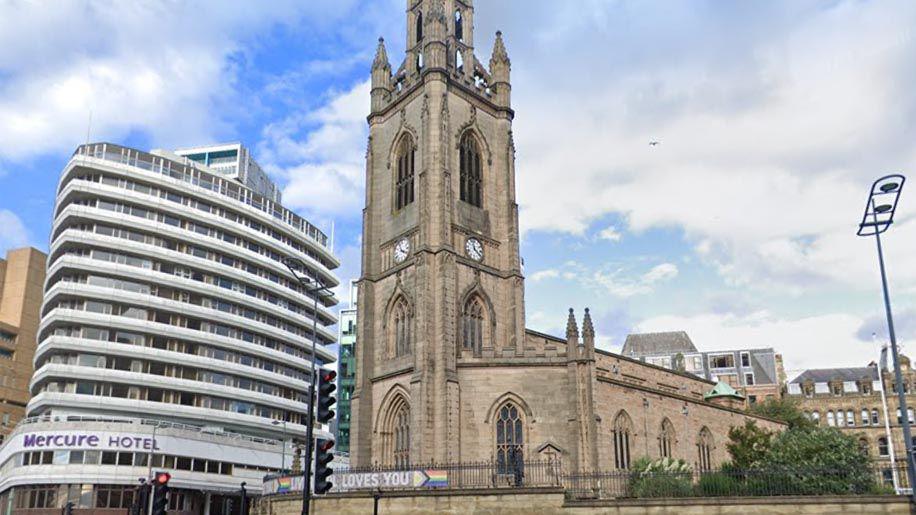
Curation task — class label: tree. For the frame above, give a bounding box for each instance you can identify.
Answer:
[757,427,875,494]
[748,397,815,430]
[726,420,773,469]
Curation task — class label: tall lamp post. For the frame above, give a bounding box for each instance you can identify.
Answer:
[284,257,332,515]
[856,174,911,495]
[272,419,288,473]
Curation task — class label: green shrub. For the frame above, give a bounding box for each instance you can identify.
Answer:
[697,472,742,497]
[628,457,695,498]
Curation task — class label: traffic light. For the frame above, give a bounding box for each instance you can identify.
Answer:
[152,471,171,515]
[316,369,337,424]
[64,502,73,515]
[314,438,335,494]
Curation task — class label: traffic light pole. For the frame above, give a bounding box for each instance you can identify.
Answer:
[302,281,328,515]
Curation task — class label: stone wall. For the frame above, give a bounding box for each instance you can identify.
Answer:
[255,490,914,515]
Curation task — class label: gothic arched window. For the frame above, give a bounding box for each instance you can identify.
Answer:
[496,402,524,475]
[459,134,482,208]
[658,418,675,459]
[462,296,485,353]
[390,297,412,358]
[697,427,713,471]
[395,136,415,210]
[394,404,410,468]
[613,411,632,470]
[416,12,423,42]
[455,10,464,41]
[380,392,410,468]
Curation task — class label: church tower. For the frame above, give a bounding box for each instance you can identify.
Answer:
[351,0,524,466]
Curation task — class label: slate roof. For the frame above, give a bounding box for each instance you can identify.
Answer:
[621,331,698,358]
[790,367,878,384]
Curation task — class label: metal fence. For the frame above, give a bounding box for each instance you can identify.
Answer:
[329,459,563,493]
[564,462,907,500]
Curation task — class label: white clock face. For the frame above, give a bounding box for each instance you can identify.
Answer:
[466,238,484,262]
[394,238,410,264]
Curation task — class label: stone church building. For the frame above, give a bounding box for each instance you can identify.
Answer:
[349,0,783,473]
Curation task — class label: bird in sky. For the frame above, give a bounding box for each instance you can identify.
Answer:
[649,141,661,147]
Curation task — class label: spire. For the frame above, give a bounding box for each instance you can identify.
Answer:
[489,31,511,107]
[582,308,594,338]
[491,31,510,66]
[373,37,390,71]
[566,308,579,340]
[370,37,392,113]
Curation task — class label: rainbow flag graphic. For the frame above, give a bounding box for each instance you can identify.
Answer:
[424,470,448,488]
[277,477,293,493]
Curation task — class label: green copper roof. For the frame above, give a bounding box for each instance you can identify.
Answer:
[704,381,745,400]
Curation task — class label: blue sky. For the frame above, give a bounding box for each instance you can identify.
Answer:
[1,0,916,378]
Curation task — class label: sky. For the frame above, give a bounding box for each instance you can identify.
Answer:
[1,0,915,379]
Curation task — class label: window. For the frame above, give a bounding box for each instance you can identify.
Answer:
[858,438,870,456]
[872,409,880,425]
[709,354,734,369]
[837,410,845,427]
[455,10,463,41]
[462,296,485,353]
[846,410,854,427]
[832,383,843,396]
[459,134,483,208]
[878,437,889,457]
[613,411,632,470]
[697,427,714,471]
[826,411,835,427]
[740,352,750,367]
[744,373,755,386]
[390,297,412,358]
[496,403,525,475]
[395,136,415,210]
[416,11,423,42]
[811,411,820,424]
[862,408,870,426]
[658,418,675,459]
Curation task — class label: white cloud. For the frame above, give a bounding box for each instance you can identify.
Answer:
[592,262,679,298]
[529,269,560,282]
[260,80,371,218]
[634,310,872,375]
[643,263,679,284]
[597,225,622,242]
[0,1,356,163]
[474,0,916,293]
[0,210,30,253]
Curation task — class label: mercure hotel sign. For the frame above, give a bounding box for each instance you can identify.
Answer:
[22,433,160,451]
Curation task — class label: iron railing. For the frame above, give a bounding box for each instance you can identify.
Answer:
[564,462,907,500]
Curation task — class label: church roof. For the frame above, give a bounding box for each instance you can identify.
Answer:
[704,381,745,400]
[621,331,697,358]
[790,366,878,384]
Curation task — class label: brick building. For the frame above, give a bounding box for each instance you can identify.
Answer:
[0,247,46,443]
[349,0,784,474]
[788,355,916,478]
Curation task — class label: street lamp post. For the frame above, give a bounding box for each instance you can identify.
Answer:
[857,174,911,496]
[284,257,332,515]
[272,420,289,473]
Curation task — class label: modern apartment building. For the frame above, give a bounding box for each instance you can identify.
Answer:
[787,354,916,488]
[621,332,784,405]
[0,248,46,444]
[334,283,357,455]
[0,142,338,514]
[174,143,282,203]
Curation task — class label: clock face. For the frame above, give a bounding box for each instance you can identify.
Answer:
[466,238,484,262]
[394,238,410,264]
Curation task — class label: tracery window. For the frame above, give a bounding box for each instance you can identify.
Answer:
[390,297,412,358]
[658,418,675,459]
[496,403,524,475]
[395,136,415,210]
[459,134,482,208]
[393,404,410,468]
[697,427,713,471]
[613,411,632,470]
[462,296,485,353]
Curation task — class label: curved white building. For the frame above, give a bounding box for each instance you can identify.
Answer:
[0,142,339,514]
